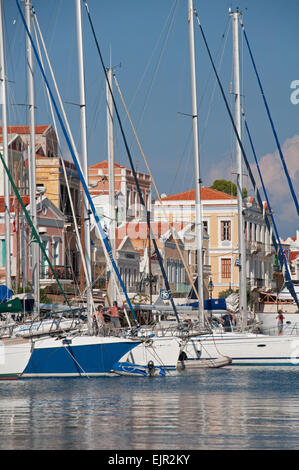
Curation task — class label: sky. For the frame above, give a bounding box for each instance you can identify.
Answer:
[2,0,299,240]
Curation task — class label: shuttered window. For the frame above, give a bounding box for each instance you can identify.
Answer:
[221,258,231,279]
[221,221,231,241]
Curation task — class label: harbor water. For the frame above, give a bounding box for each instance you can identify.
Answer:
[1,366,299,451]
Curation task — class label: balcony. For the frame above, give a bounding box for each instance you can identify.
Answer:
[174,283,190,294]
[40,265,73,282]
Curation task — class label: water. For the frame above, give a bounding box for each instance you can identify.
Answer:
[1,366,299,450]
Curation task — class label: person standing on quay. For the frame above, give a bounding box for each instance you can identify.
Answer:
[276,310,285,335]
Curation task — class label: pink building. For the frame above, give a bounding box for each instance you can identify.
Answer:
[0,195,65,290]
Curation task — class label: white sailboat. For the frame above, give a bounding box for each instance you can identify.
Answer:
[176,7,299,367]
[0,0,32,379]
[102,54,182,377]
[0,0,144,379]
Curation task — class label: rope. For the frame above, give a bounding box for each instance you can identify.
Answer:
[112,73,211,328]
[82,0,181,327]
[193,9,299,310]
[32,9,96,316]
[241,108,299,309]
[0,150,70,306]
[240,18,299,218]
[15,0,138,326]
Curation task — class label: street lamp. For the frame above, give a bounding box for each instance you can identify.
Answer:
[208,278,214,320]
[208,278,214,300]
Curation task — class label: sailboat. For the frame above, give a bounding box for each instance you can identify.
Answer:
[0,0,144,379]
[94,51,182,377]
[175,6,299,366]
[13,0,184,378]
[0,0,33,379]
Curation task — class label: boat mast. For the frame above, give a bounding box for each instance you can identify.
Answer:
[25,0,39,315]
[230,8,247,328]
[188,0,204,325]
[0,0,11,291]
[75,0,93,331]
[106,64,117,305]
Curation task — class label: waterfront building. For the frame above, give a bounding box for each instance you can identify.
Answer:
[0,195,65,292]
[88,160,152,226]
[153,188,274,298]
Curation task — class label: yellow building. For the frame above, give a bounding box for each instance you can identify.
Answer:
[154,188,274,298]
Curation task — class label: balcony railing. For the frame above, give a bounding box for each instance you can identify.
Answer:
[174,283,190,294]
[41,265,73,280]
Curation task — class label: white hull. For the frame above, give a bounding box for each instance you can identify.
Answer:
[116,336,181,372]
[0,338,32,379]
[181,332,299,366]
[257,312,299,336]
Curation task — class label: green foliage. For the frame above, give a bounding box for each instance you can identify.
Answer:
[218,288,238,299]
[13,282,51,304]
[210,179,247,198]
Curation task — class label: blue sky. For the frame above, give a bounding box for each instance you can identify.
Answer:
[2,0,299,239]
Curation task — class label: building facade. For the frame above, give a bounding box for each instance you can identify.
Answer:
[153,188,274,298]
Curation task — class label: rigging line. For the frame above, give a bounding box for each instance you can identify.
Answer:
[127,0,178,114]
[33,5,128,324]
[240,18,299,217]
[32,8,96,313]
[113,73,212,328]
[193,11,299,310]
[82,0,181,327]
[198,17,231,152]
[133,0,179,141]
[16,0,138,326]
[0,150,70,306]
[241,108,299,309]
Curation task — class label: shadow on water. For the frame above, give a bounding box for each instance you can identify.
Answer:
[0,367,299,450]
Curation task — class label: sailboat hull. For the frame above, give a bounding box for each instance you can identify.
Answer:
[112,336,181,376]
[0,338,32,380]
[21,336,140,378]
[182,332,299,366]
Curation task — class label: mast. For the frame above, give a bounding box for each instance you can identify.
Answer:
[25,0,39,315]
[75,0,93,331]
[230,8,247,328]
[188,0,204,325]
[106,65,117,304]
[0,0,11,291]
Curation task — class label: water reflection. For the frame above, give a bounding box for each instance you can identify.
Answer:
[0,368,299,450]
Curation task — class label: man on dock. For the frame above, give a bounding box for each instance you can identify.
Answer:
[107,301,121,330]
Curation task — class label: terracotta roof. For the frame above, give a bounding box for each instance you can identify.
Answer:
[289,251,299,262]
[159,187,236,202]
[89,160,123,169]
[116,221,188,240]
[0,125,50,135]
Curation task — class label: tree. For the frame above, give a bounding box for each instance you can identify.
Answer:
[210,179,247,198]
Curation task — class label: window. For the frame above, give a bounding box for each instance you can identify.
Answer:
[221,221,231,241]
[221,258,231,279]
[53,240,60,266]
[203,221,208,234]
